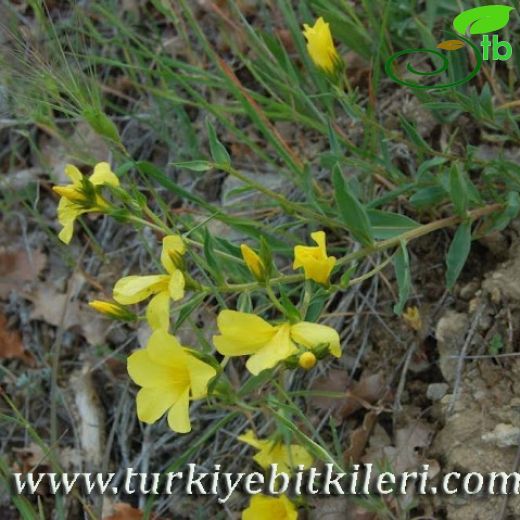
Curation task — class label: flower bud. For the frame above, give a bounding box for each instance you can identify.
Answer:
[88,300,136,321]
[240,244,265,281]
[298,351,317,370]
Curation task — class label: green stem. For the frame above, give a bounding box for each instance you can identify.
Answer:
[219,163,345,230]
[216,203,503,292]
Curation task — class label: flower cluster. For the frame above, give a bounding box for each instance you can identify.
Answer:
[57,115,343,517]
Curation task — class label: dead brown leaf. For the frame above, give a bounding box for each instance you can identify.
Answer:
[103,503,144,520]
[28,281,110,345]
[309,371,387,421]
[308,369,349,418]
[363,420,435,474]
[343,411,379,465]
[0,314,34,366]
[12,443,51,496]
[0,247,46,299]
[12,443,48,472]
[338,373,387,419]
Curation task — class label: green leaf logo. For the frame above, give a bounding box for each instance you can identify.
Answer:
[453,5,514,35]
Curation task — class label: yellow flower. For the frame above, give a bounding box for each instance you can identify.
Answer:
[127,329,216,433]
[88,300,136,321]
[238,430,313,474]
[293,231,336,285]
[298,351,317,370]
[240,244,265,280]
[53,162,120,244]
[213,310,341,375]
[302,17,339,73]
[403,306,422,332]
[242,494,297,520]
[113,235,186,330]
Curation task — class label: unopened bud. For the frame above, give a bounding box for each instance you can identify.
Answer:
[240,244,265,281]
[299,352,317,370]
[88,300,136,321]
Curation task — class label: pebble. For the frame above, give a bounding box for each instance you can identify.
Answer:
[427,383,449,401]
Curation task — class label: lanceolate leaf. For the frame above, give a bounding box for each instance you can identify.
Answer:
[453,5,514,35]
[446,222,472,289]
[449,164,468,217]
[487,192,520,233]
[367,210,420,239]
[393,241,411,315]
[332,165,374,246]
[206,120,231,165]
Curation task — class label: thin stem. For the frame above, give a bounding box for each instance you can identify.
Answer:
[217,203,503,292]
[265,284,287,315]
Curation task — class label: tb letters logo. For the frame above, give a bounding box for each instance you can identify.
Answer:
[386,5,515,90]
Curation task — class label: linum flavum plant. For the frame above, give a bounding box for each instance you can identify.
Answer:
[6,0,518,515]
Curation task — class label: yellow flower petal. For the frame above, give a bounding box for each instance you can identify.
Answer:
[242,494,297,520]
[64,164,83,185]
[113,274,169,304]
[161,235,186,274]
[146,329,187,368]
[127,349,181,388]
[290,321,341,357]
[135,387,178,423]
[293,230,336,284]
[254,444,313,474]
[88,162,120,187]
[146,291,170,330]
[56,197,84,244]
[246,324,297,375]
[239,431,313,473]
[238,430,263,450]
[184,351,216,399]
[168,269,185,301]
[167,387,191,433]
[302,17,339,73]
[213,310,277,356]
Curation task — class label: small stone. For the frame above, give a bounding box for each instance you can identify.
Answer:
[482,423,520,448]
[460,281,479,301]
[427,383,449,401]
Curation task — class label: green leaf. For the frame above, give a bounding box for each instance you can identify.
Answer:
[368,210,420,239]
[279,286,301,322]
[238,370,274,397]
[453,5,514,35]
[489,333,504,356]
[82,108,121,145]
[449,164,468,217]
[339,264,357,289]
[393,241,411,315]
[332,165,374,246]
[206,120,231,165]
[399,116,433,153]
[203,229,223,283]
[488,192,520,232]
[304,289,329,322]
[410,186,447,208]
[174,294,207,332]
[237,292,253,313]
[446,222,472,289]
[417,157,447,179]
[173,160,213,172]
